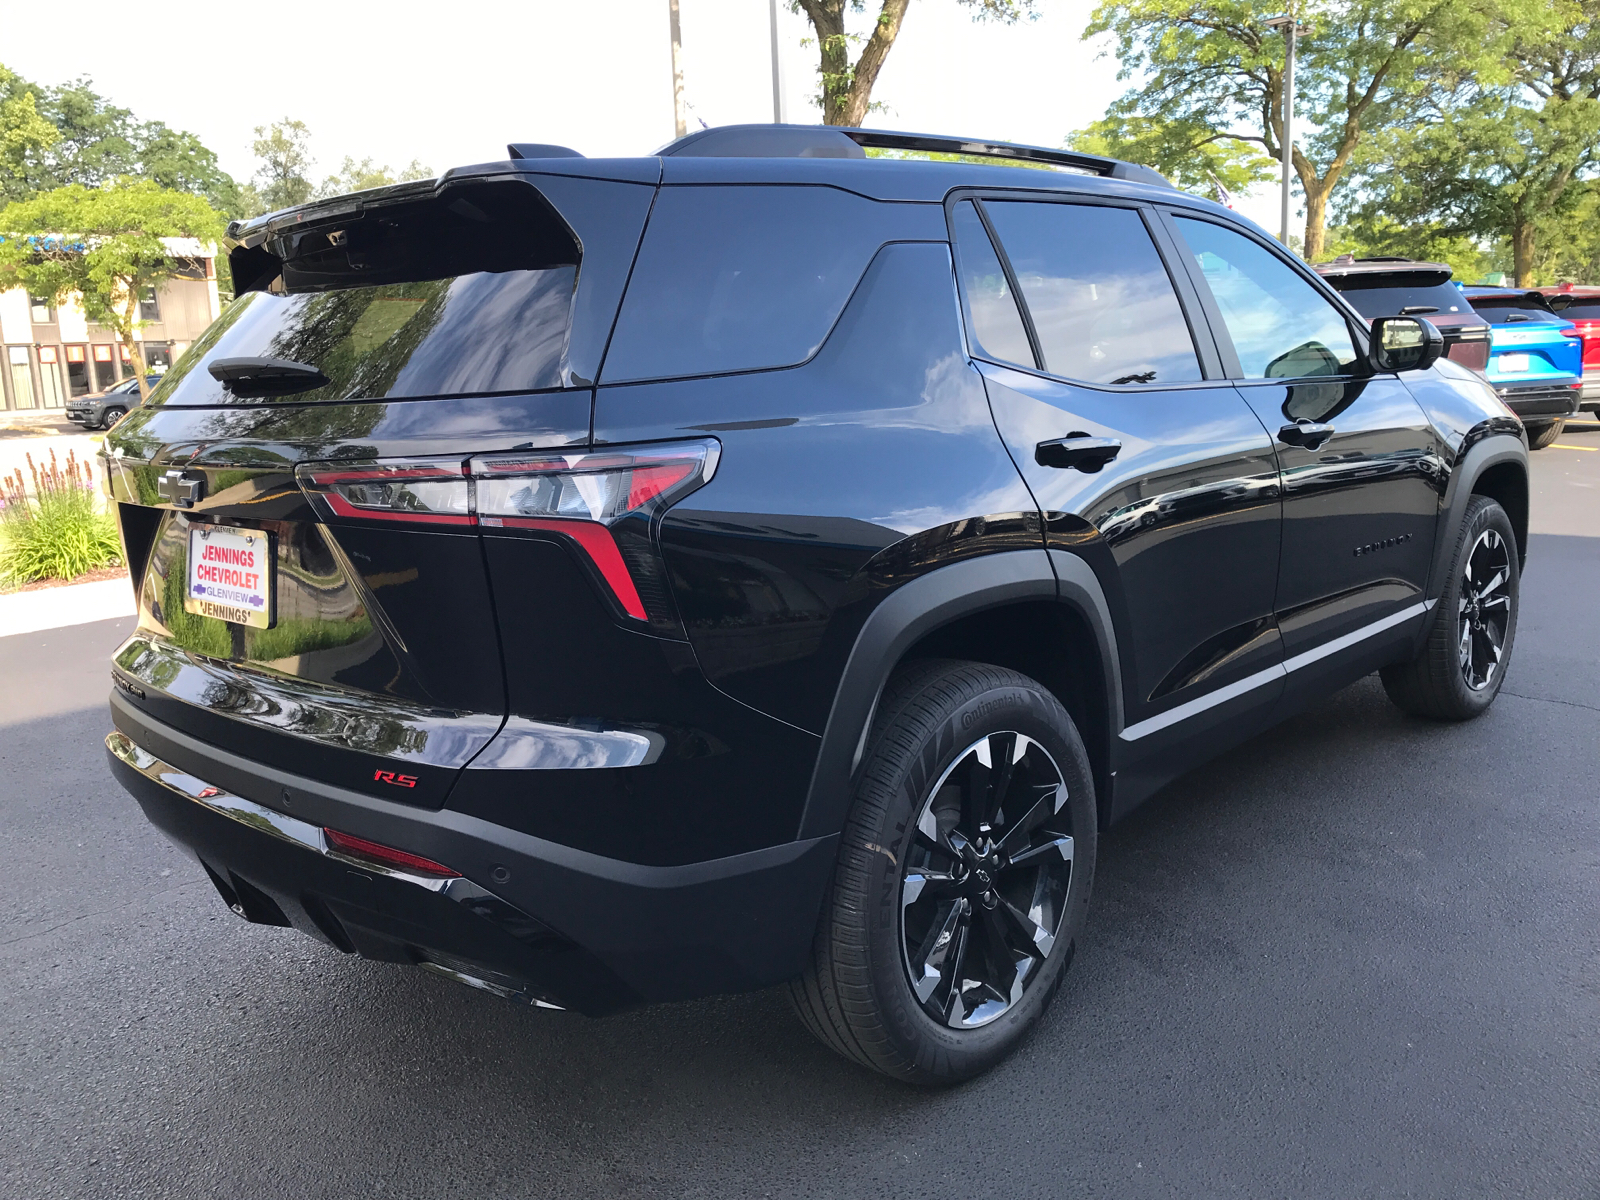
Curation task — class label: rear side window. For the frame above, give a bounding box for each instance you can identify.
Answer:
[950,201,1034,368]
[1173,216,1358,379]
[981,201,1201,386]
[602,186,906,382]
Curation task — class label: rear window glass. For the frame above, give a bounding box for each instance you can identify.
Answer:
[1330,280,1471,319]
[1463,298,1558,324]
[151,270,576,405]
[983,200,1201,386]
[1547,298,1600,320]
[602,185,907,382]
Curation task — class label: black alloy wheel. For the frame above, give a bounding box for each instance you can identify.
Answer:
[1457,525,1512,691]
[1381,495,1519,720]
[901,731,1074,1029]
[790,659,1096,1084]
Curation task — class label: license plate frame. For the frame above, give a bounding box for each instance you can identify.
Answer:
[1497,352,1531,373]
[184,523,275,629]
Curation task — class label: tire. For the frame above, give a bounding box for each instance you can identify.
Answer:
[100,406,127,429]
[1380,495,1519,720]
[788,658,1097,1085]
[1524,419,1563,450]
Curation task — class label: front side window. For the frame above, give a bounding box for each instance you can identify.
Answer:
[1173,216,1358,379]
[982,200,1201,386]
[950,201,1034,369]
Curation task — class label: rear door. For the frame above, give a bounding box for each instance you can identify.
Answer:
[1161,211,1441,682]
[954,195,1285,798]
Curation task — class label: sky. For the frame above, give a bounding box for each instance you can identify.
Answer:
[4,0,1282,229]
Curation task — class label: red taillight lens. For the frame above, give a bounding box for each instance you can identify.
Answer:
[296,459,472,525]
[324,827,460,878]
[294,441,719,626]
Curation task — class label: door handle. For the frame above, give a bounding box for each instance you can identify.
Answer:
[1277,420,1336,450]
[1036,432,1122,472]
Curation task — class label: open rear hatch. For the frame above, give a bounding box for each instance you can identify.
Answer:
[104,168,654,808]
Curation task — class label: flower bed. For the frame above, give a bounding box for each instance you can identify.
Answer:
[0,450,122,587]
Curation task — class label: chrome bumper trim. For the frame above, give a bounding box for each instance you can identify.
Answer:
[105,729,565,1009]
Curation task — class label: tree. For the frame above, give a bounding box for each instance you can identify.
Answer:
[1,64,246,214]
[1067,114,1278,193]
[252,119,314,212]
[0,181,224,402]
[1085,0,1504,261]
[1340,1,1600,285]
[314,156,434,200]
[792,1,1039,127]
[1,66,57,189]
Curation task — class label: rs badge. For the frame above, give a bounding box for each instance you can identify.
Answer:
[373,770,418,788]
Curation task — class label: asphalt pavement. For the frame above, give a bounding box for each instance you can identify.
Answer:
[3,423,1598,1199]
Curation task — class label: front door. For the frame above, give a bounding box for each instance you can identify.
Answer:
[950,196,1285,808]
[1163,213,1441,674]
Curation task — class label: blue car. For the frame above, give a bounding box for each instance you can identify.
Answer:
[1460,287,1583,448]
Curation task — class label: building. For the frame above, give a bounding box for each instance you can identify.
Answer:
[0,238,222,411]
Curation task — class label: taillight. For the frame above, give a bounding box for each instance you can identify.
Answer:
[294,440,719,628]
[324,827,460,878]
[471,441,718,626]
[297,459,473,525]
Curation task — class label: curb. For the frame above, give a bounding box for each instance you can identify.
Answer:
[0,577,136,638]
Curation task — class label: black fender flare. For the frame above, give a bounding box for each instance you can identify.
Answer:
[1426,426,1528,604]
[795,548,1123,840]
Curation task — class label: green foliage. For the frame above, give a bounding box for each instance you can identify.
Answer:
[1337,0,1600,285]
[1319,217,1500,281]
[1067,115,1277,193]
[1084,0,1506,259]
[252,118,314,212]
[0,179,225,399]
[0,63,243,214]
[314,156,434,200]
[0,450,121,586]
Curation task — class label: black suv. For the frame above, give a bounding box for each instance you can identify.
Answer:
[102,125,1529,1084]
[1312,255,1492,372]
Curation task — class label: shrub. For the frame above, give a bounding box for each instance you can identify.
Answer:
[0,450,122,586]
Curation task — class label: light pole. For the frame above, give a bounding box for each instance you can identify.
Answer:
[769,0,788,123]
[669,0,687,139]
[1264,14,1307,249]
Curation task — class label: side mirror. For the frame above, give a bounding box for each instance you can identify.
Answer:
[1369,315,1444,373]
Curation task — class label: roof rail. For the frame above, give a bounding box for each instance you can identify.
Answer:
[655,123,1172,188]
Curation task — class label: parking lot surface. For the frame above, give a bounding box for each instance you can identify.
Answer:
[3,422,1597,1199]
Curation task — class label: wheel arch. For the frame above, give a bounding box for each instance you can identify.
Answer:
[1428,429,1530,600]
[796,549,1123,840]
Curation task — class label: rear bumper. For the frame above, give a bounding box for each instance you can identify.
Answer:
[106,700,837,1015]
[1495,383,1581,420]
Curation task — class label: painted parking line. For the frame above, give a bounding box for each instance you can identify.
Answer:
[1550,444,1598,451]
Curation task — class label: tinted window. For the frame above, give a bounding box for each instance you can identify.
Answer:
[1174,217,1358,378]
[1549,299,1600,320]
[1466,296,1559,324]
[951,201,1034,368]
[1332,279,1472,320]
[984,201,1200,385]
[604,186,906,382]
[150,268,576,406]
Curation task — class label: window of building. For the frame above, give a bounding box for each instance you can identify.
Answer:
[29,296,55,323]
[139,286,161,322]
[1172,217,1358,379]
[982,201,1202,386]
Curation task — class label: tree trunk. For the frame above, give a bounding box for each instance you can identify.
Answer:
[1302,183,1331,262]
[799,0,910,127]
[122,285,149,402]
[1512,217,1536,288]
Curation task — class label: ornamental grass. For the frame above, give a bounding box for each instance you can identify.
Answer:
[0,450,122,586]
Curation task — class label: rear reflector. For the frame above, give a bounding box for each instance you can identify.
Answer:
[324,827,461,878]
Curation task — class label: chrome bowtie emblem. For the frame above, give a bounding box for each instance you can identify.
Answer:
[157,469,204,508]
